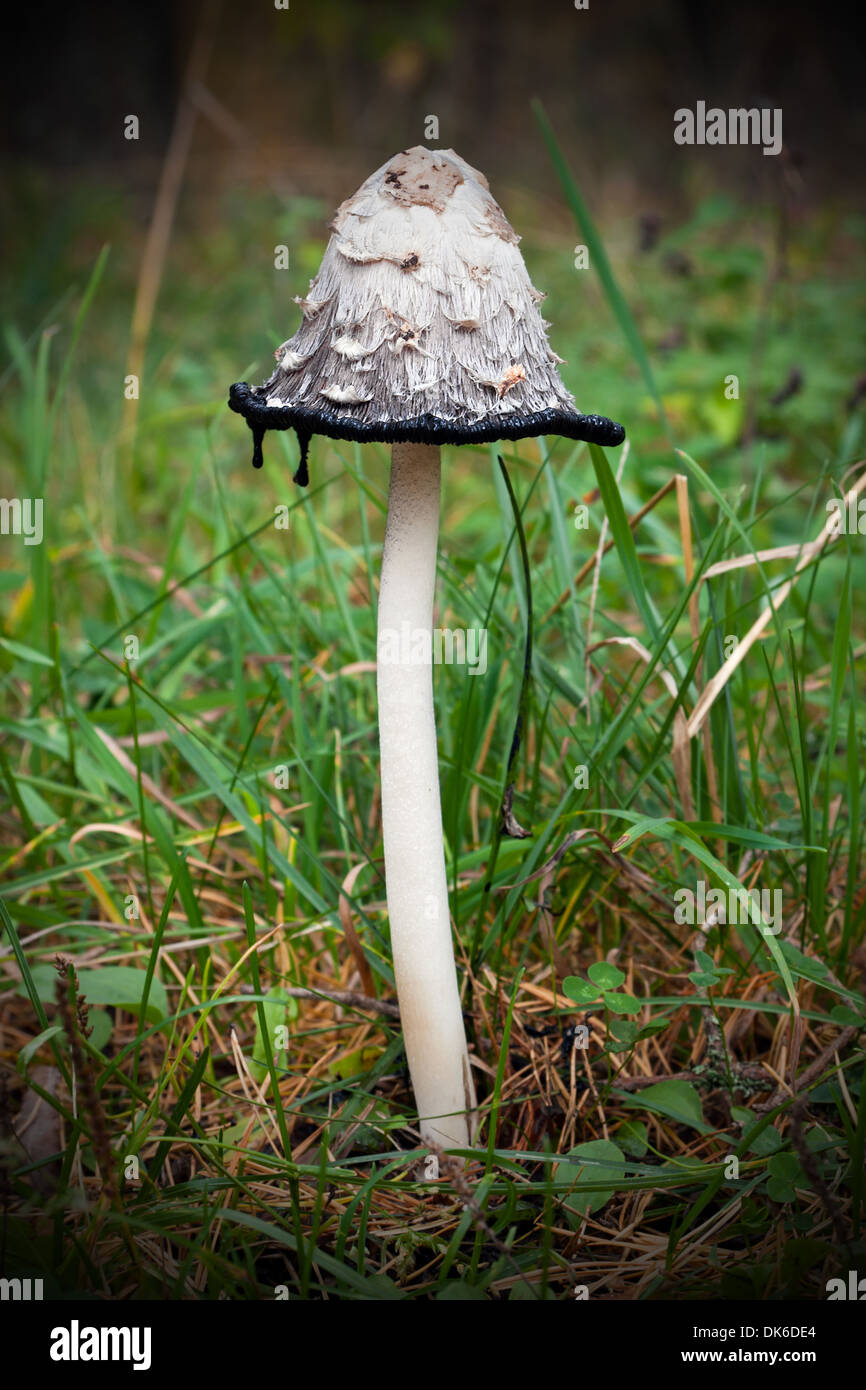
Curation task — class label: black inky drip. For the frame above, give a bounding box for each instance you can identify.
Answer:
[251,427,265,470]
[247,423,312,487]
[292,428,311,487]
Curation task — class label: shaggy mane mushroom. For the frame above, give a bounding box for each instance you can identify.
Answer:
[229,146,625,1153]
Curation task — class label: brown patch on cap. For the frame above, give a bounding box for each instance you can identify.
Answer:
[497,363,527,398]
[466,263,491,285]
[484,200,520,245]
[381,305,429,353]
[389,319,427,354]
[380,146,464,213]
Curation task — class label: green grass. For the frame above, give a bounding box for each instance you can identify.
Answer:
[1,116,865,1300]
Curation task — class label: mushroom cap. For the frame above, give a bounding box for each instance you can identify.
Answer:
[229,147,625,474]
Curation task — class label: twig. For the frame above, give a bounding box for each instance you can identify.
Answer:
[788,1101,853,1254]
[756,1024,862,1113]
[282,985,399,1019]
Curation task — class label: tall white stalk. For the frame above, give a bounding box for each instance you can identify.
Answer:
[376,441,476,1150]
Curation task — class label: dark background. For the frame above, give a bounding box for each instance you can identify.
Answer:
[3,0,864,211]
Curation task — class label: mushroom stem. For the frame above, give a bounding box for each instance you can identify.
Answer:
[377,441,476,1151]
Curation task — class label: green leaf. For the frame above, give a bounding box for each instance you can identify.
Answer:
[587,961,625,990]
[328,1045,381,1081]
[779,942,831,984]
[617,1120,648,1159]
[88,1008,113,1053]
[766,1176,796,1204]
[768,1152,802,1182]
[563,976,602,1006]
[689,971,721,988]
[609,1019,639,1044]
[0,638,55,667]
[691,950,733,981]
[76,967,168,1023]
[555,1139,626,1223]
[830,1004,864,1027]
[604,991,642,1015]
[636,1018,671,1036]
[623,1080,710,1133]
[250,987,292,1084]
[732,1108,783,1157]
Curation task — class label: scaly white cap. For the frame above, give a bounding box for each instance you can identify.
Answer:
[229,146,624,481]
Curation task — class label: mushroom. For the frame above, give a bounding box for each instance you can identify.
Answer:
[228,147,624,1152]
